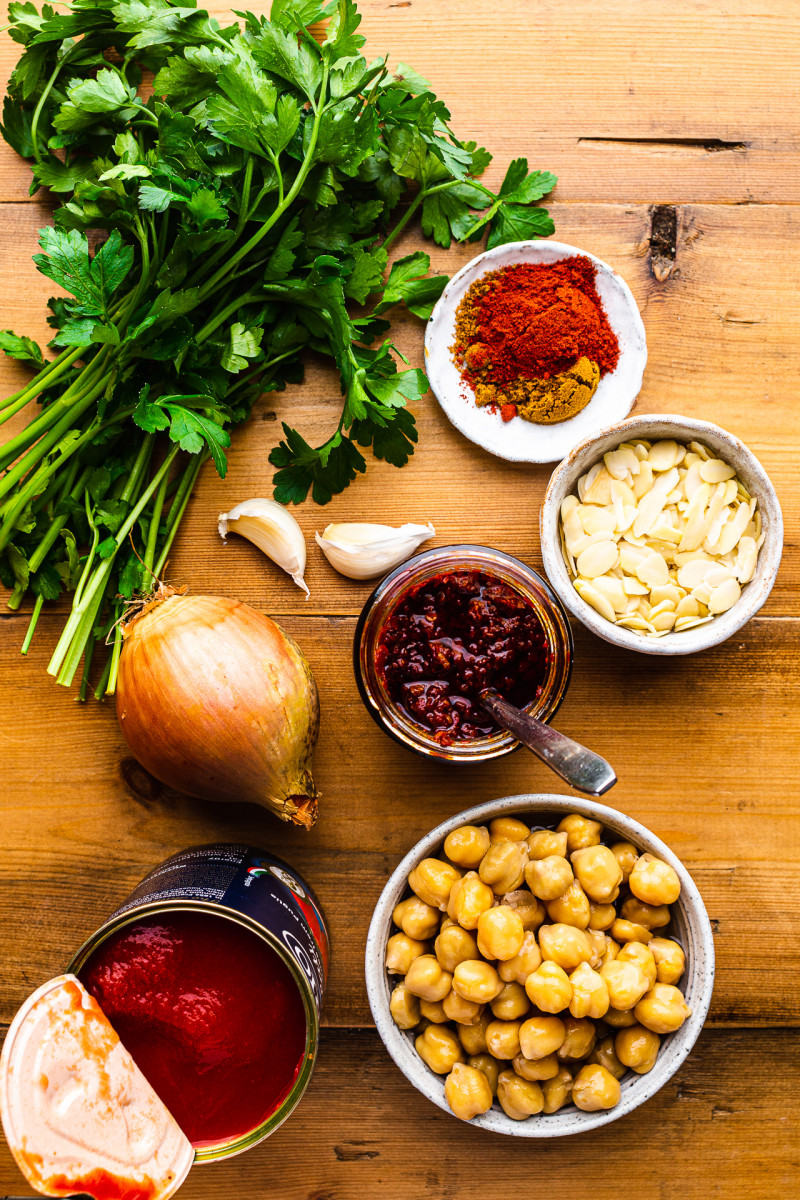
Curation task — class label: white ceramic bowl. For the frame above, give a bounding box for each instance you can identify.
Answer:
[423,240,647,463]
[365,793,715,1136]
[540,414,783,655]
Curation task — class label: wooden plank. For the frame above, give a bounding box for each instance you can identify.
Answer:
[0,198,798,616]
[1,1026,798,1198]
[1,612,798,1028]
[2,1,800,204]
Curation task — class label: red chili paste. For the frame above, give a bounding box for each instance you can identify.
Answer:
[375,569,551,744]
[80,912,307,1148]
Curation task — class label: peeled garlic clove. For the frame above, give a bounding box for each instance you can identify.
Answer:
[218,498,309,598]
[315,522,435,580]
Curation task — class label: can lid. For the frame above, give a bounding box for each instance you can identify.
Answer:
[0,974,194,1200]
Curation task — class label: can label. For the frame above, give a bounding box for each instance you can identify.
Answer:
[110,845,329,1014]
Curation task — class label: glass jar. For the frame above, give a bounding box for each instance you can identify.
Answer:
[353,545,573,763]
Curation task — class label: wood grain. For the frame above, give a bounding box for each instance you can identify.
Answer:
[1,1026,798,1199]
[1,611,798,1028]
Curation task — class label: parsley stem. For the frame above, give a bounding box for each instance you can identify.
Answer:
[20,593,44,656]
[104,623,124,696]
[144,463,170,575]
[30,45,78,166]
[196,61,331,302]
[152,452,206,579]
[48,444,180,685]
[0,345,86,424]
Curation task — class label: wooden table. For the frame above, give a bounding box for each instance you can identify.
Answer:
[1,1,799,1196]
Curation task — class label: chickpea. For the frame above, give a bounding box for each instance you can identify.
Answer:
[568,962,610,1020]
[497,1070,544,1119]
[444,1061,493,1120]
[477,906,525,961]
[499,930,542,985]
[570,845,623,902]
[599,936,620,969]
[434,924,480,973]
[557,814,603,852]
[589,1035,625,1080]
[443,824,491,869]
[620,895,671,930]
[386,932,428,975]
[419,997,448,1023]
[611,918,653,945]
[557,1015,596,1061]
[404,954,453,1002]
[392,896,441,940]
[634,983,692,1034]
[649,937,686,985]
[525,961,572,1014]
[479,840,528,895]
[572,1063,621,1111]
[486,1019,522,1061]
[617,941,657,988]
[467,1053,503,1095]
[519,1015,566,1060]
[490,982,530,1021]
[542,1066,573,1113]
[443,990,484,1025]
[586,928,608,968]
[502,889,546,931]
[512,1050,560,1081]
[452,959,504,1004]
[588,901,616,931]
[527,829,569,859]
[389,983,420,1030]
[415,1024,464,1074]
[610,840,639,882]
[538,923,592,970]
[489,816,531,843]
[447,871,494,930]
[600,960,650,1010]
[604,1006,637,1028]
[525,855,574,902]
[615,1023,660,1073]
[408,857,462,910]
[457,1010,491,1056]
[629,853,681,906]
[545,881,591,929]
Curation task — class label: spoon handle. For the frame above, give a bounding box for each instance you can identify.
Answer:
[480,689,617,797]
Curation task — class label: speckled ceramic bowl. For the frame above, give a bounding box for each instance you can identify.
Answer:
[423,240,647,463]
[365,793,714,1137]
[540,414,783,655]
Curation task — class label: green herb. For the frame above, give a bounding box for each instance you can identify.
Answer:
[0,0,556,692]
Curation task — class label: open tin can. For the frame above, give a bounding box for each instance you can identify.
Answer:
[66,843,330,1164]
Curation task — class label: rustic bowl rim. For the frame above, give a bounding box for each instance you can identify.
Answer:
[539,413,784,655]
[423,239,647,464]
[365,792,715,1137]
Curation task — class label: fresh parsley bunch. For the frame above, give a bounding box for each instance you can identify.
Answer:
[0,0,556,693]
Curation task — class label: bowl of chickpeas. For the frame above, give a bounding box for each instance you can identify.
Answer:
[365,794,714,1135]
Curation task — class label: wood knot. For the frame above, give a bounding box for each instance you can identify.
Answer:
[120,756,163,806]
[649,205,678,281]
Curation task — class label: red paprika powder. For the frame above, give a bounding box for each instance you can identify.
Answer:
[453,256,620,424]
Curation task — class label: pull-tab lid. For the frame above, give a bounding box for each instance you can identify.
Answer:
[1,975,194,1200]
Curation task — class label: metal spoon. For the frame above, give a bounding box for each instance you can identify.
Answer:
[479,688,617,796]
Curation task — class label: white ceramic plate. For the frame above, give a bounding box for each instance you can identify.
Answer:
[424,240,648,463]
[365,793,715,1137]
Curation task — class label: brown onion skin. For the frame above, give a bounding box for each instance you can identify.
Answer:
[116,594,320,827]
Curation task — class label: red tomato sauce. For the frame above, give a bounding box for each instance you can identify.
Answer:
[80,912,307,1147]
[375,569,551,744]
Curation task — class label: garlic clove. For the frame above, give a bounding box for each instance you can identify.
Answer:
[315,522,435,580]
[218,498,309,598]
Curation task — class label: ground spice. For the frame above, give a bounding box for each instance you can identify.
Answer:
[453,256,620,424]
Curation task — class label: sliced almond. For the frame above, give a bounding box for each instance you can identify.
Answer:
[700,457,736,484]
[576,540,619,578]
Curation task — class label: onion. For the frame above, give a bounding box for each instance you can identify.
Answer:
[115,591,320,828]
